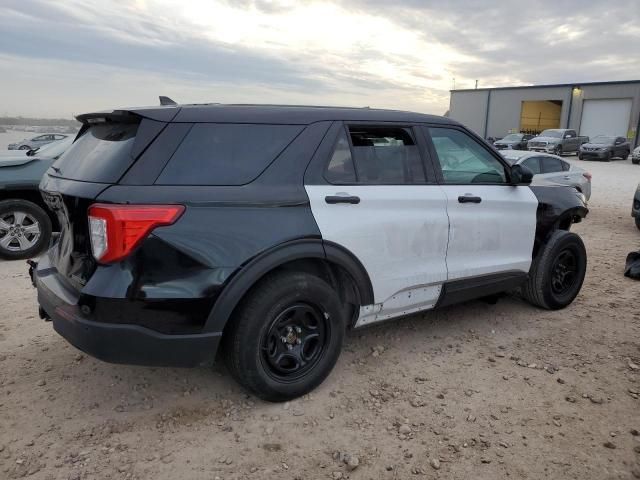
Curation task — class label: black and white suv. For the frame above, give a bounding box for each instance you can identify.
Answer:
[31,104,588,401]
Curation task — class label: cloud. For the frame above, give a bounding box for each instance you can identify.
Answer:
[0,0,637,118]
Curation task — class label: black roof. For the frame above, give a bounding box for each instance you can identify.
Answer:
[77,103,455,125]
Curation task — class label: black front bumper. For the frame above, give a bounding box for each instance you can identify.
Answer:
[33,257,221,367]
[580,151,609,159]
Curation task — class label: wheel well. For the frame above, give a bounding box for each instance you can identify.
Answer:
[221,258,362,340]
[0,189,58,230]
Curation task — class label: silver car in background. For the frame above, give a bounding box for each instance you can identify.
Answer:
[8,133,69,150]
[501,150,592,200]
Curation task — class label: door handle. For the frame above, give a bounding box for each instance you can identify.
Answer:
[325,195,360,204]
[458,195,482,204]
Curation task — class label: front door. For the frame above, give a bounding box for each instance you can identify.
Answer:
[425,126,538,281]
[305,123,450,325]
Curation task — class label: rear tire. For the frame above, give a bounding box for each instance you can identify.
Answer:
[522,230,587,310]
[223,271,345,402]
[0,199,52,260]
[636,217,640,231]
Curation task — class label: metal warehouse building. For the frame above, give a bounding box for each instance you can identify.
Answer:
[449,80,640,148]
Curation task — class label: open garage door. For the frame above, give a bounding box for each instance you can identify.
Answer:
[520,101,562,135]
[580,98,632,138]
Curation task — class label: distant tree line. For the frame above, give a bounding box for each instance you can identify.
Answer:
[0,116,80,127]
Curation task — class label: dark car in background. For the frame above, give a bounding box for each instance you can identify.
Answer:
[493,133,534,150]
[0,136,74,259]
[579,135,630,161]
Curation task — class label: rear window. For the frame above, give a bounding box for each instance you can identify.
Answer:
[51,123,138,183]
[155,123,303,185]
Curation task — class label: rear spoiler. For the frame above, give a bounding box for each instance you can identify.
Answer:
[75,106,180,125]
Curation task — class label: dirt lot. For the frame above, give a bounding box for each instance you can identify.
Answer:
[1,155,639,480]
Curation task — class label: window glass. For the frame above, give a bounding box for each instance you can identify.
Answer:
[157,123,303,185]
[522,157,541,174]
[541,156,563,173]
[429,128,507,184]
[325,128,356,183]
[347,126,425,184]
[51,122,139,183]
[561,160,570,171]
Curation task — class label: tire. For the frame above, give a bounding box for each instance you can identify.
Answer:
[522,230,587,310]
[621,150,629,160]
[554,145,563,156]
[0,199,52,260]
[633,158,640,165]
[223,271,345,402]
[604,151,612,162]
[636,217,640,231]
[578,155,584,160]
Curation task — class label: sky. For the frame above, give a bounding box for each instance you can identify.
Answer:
[0,0,639,119]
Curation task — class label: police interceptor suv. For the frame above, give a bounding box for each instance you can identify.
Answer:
[31,104,588,401]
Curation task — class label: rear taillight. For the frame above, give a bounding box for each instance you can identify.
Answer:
[87,204,185,263]
[583,172,592,182]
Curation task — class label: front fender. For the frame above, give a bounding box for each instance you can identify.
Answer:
[529,185,588,257]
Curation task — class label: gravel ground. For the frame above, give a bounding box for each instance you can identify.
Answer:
[0,154,639,480]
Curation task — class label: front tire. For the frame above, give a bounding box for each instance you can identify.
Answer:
[632,158,639,165]
[522,230,587,310]
[0,199,52,260]
[223,271,345,402]
[554,145,563,156]
[636,217,640,231]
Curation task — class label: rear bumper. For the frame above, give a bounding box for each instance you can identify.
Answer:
[33,258,221,367]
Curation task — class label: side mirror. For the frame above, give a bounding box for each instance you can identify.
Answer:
[511,164,534,185]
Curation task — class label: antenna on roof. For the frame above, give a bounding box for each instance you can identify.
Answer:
[159,96,177,106]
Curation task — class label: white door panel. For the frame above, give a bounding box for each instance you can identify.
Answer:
[305,185,449,310]
[441,185,538,280]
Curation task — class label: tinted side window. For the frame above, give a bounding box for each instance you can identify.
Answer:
[325,128,356,184]
[561,160,570,171]
[522,157,541,174]
[541,157,563,173]
[348,126,425,184]
[156,123,303,185]
[429,127,507,184]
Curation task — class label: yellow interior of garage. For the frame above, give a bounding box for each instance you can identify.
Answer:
[519,100,562,135]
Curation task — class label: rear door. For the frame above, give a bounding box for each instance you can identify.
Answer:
[538,156,572,185]
[305,122,449,325]
[424,125,538,280]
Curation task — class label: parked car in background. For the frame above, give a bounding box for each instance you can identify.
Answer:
[501,150,591,200]
[528,129,588,155]
[579,135,630,161]
[0,136,74,259]
[493,133,534,151]
[629,145,639,165]
[8,133,68,150]
[633,182,640,230]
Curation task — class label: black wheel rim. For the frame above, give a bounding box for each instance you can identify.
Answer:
[260,302,329,381]
[550,248,578,295]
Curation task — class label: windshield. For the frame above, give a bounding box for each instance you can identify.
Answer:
[33,136,74,158]
[539,130,563,138]
[590,135,614,144]
[500,134,523,142]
